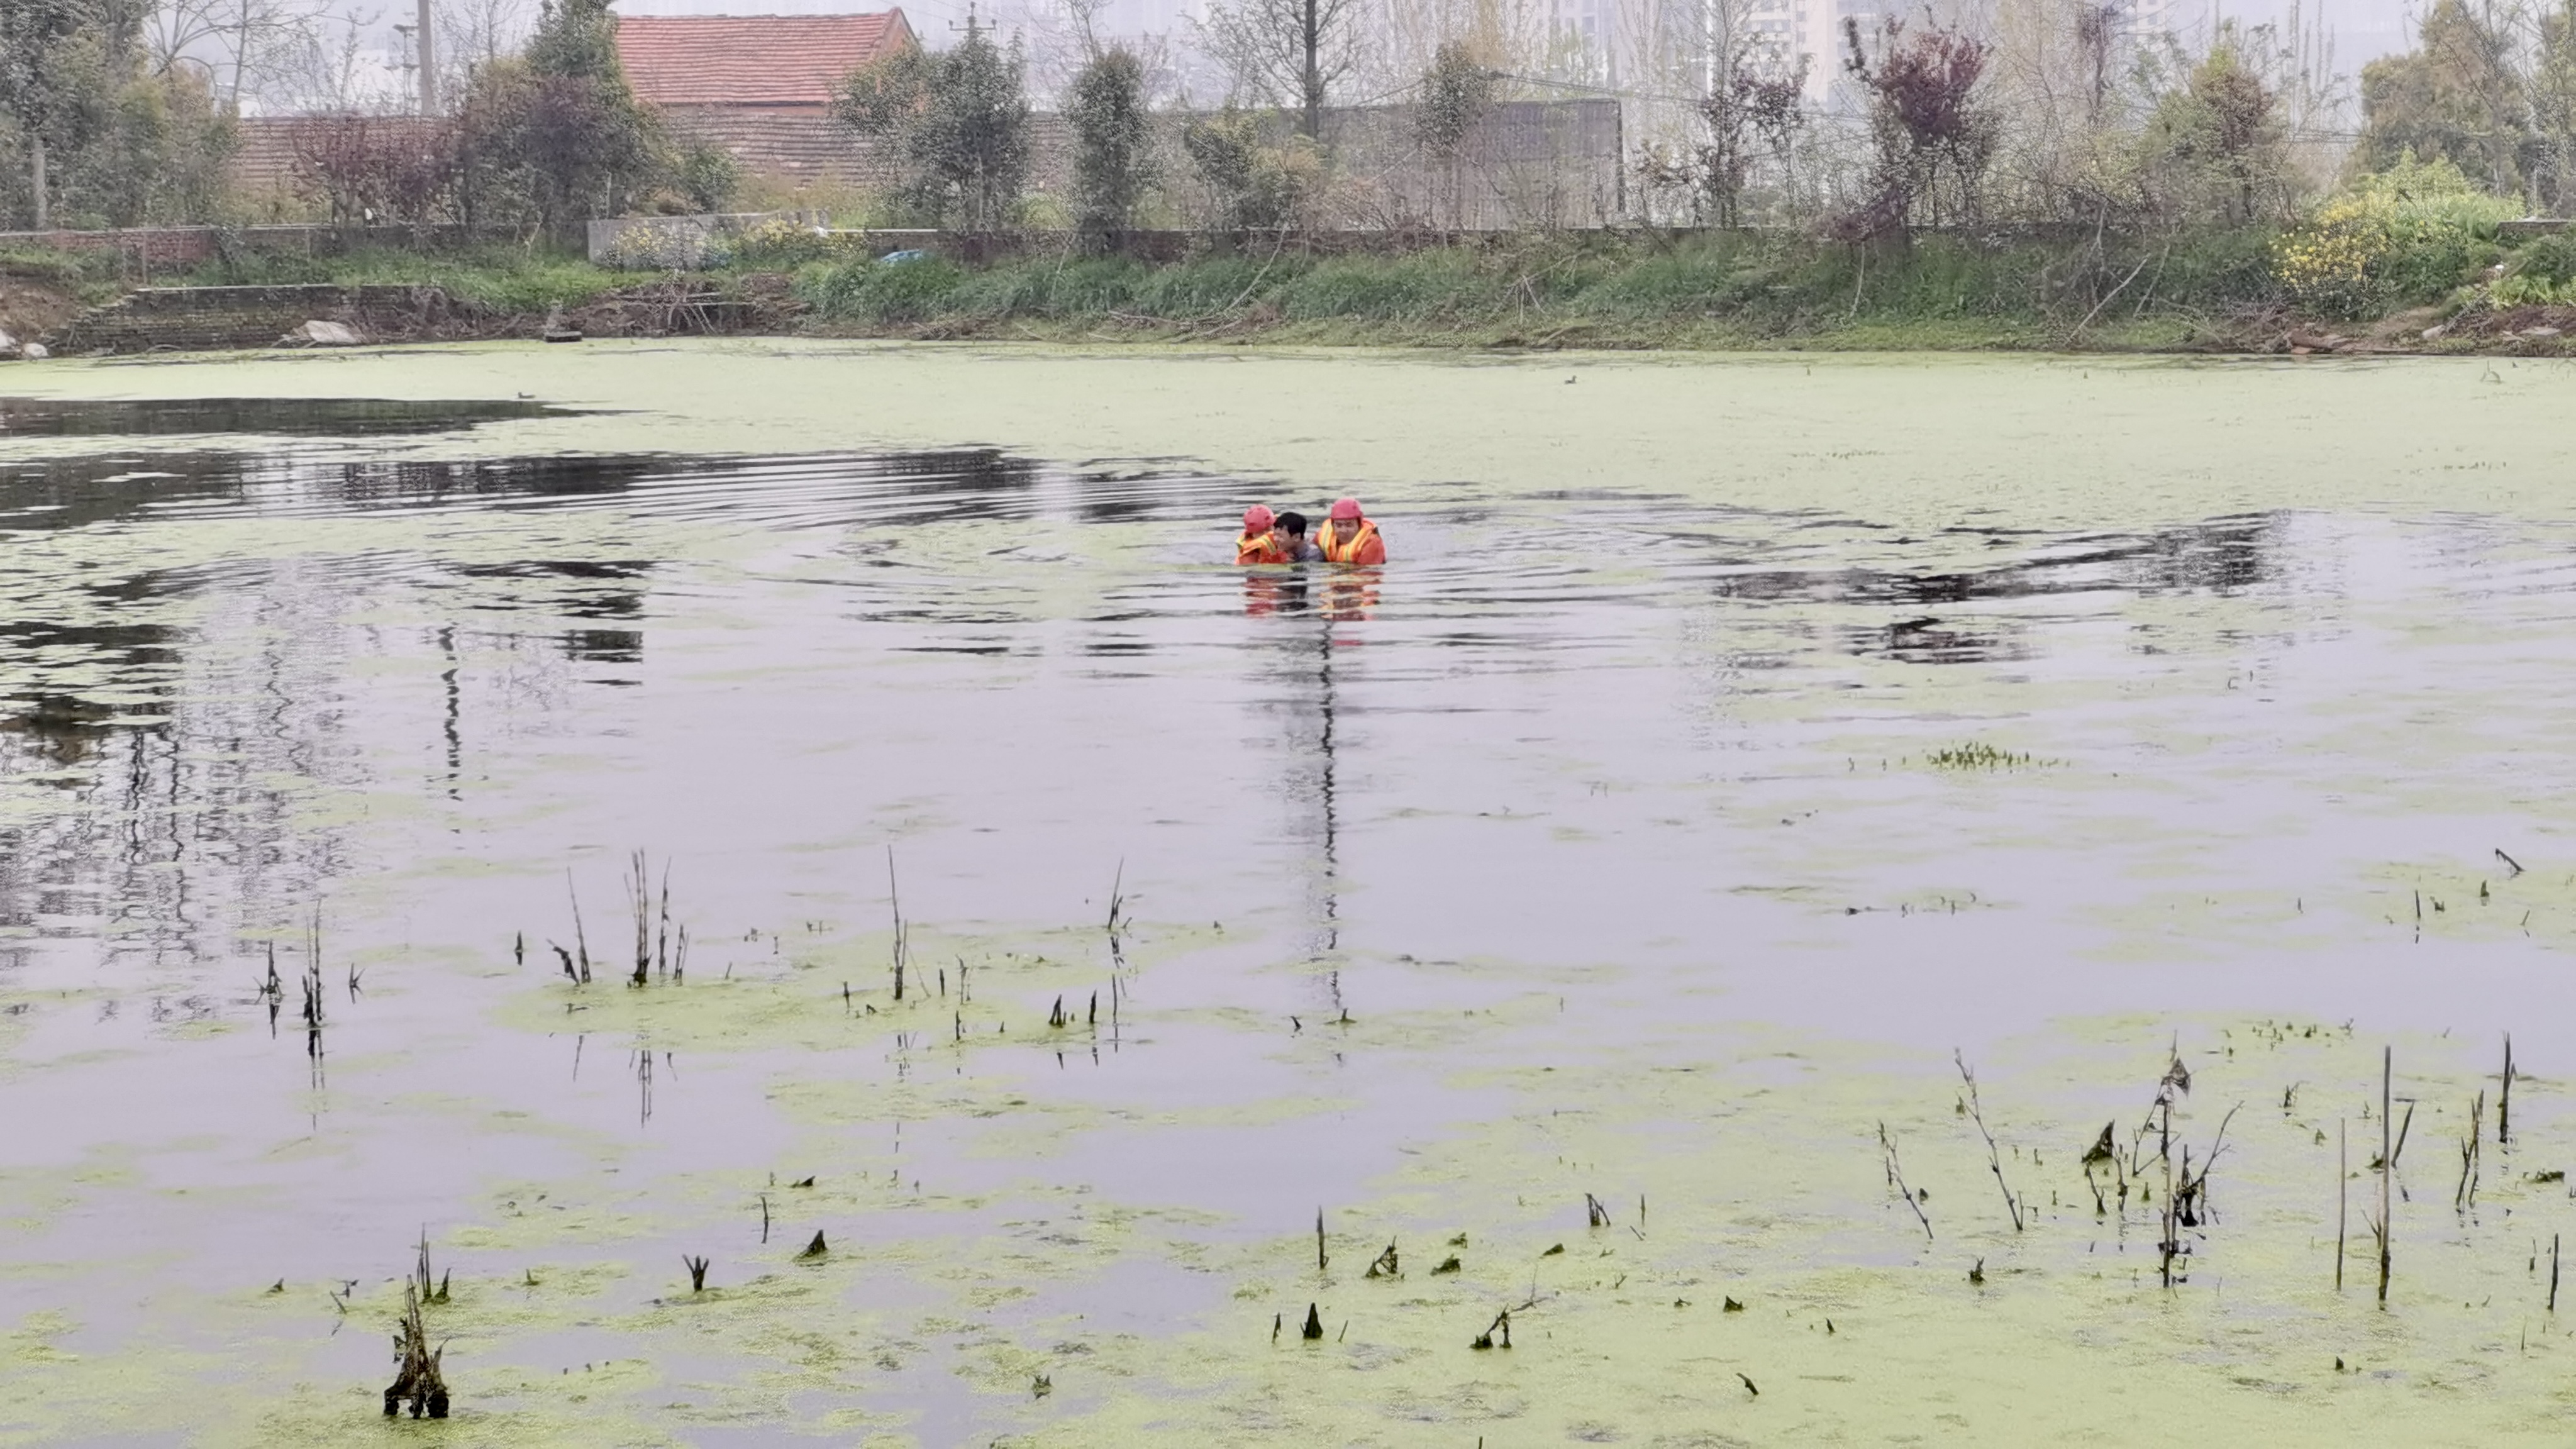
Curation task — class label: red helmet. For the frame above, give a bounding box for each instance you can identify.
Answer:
[1243,505,1275,533]
[1328,497,1363,521]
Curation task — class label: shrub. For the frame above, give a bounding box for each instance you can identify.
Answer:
[796,257,967,323]
[723,217,875,268]
[2273,155,2518,317]
[1279,252,1491,320]
[1181,108,1322,230]
[2493,230,2576,305]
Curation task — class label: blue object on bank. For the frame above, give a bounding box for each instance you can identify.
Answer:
[879,249,930,264]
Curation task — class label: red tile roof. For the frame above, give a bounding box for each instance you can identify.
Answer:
[614,11,915,109]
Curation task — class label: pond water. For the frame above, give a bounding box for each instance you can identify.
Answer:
[4,340,2576,1446]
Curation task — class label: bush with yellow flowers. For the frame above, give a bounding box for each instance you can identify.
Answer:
[2272,154,2519,319]
[721,217,880,269]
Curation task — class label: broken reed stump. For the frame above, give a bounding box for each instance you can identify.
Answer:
[1302,1303,1324,1340]
[383,1279,448,1418]
[1365,1241,1399,1278]
[1585,1193,1611,1228]
[2336,1119,2347,1292]
[2501,1034,2515,1146]
[384,1238,450,1419]
[1470,1309,1512,1350]
[798,1230,828,1260]
[684,1255,709,1292]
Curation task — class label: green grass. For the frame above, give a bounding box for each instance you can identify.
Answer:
[1924,741,2036,771]
[0,246,138,305]
[789,231,2296,348]
[14,220,2570,352]
[179,245,626,313]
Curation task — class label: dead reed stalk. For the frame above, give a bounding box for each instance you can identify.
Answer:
[628,850,652,986]
[1954,1052,2024,1231]
[887,847,909,1001]
[1879,1121,1933,1240]
[2380,1047,2393,1305]
[565,869,592,984]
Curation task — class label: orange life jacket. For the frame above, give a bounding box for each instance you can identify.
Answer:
[1237,532,1291,565]
[1319,518,1384,565]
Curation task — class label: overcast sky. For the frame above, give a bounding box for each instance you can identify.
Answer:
[319,0,2426,107]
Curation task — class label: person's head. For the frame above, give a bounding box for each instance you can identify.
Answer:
[1243,504,1275,538]
[1329,496,1363,542]
[1276,510,1309,543]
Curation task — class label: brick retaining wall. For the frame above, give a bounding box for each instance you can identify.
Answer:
[50,284,477,354]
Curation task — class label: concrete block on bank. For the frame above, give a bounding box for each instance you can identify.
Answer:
[283,319,363,346]
[19,343,46,360]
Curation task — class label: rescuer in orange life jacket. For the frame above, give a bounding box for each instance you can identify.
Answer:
[1318,497,1386,565]
[1236,506,1293,565]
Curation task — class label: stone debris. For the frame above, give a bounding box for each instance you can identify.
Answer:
[20,343,47,360]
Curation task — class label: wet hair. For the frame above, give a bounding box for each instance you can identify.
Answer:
[1276,510,1309,537]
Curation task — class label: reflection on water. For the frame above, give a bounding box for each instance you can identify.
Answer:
[0,394,567,438]
[0,429,2308,975]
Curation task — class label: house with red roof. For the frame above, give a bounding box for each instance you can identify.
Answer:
[614,11,916,118]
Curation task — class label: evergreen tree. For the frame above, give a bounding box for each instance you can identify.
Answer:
[1066,48,1157,243]
[837,25,1030,231]
[457,0,660,242]
[0,0,95,226]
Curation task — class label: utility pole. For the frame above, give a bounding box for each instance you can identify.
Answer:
[418,0,437,113]
[393,22,417,109]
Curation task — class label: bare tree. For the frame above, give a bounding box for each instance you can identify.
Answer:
[1199,0,1363,137]
[144,0,335,111]
[434,0,536,99]
[266,9,404,114]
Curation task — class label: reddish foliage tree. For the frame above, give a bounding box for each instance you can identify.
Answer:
[1836,16,1998,235]
[289,114,460,230]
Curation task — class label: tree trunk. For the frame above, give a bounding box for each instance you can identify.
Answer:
[30,138,47,231]
[1300,0,1323,140]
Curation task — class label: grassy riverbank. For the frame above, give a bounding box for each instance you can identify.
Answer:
[14,213,2576,355]
[791,230,2284,351]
